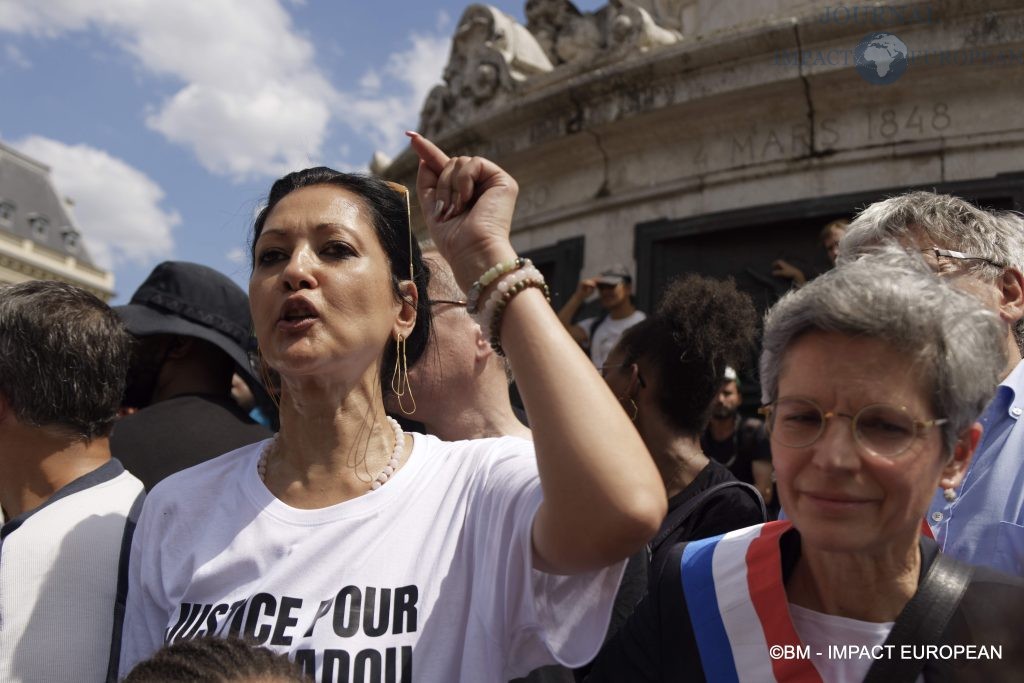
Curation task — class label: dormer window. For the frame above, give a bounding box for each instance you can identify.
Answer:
[61,227,81,249]
[0,200,14,226]
[28,214,49,237]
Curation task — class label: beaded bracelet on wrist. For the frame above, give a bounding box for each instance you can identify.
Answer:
[488,279,551,357]
[476,265,544,328]
[467,257,530,314]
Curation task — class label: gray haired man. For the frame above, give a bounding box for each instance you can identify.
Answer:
[392,250,531,441]
[841,191,1024,576]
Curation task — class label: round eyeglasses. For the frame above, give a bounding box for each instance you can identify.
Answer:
[758,397,948,458]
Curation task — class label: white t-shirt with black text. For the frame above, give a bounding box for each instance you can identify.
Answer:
[119,433,623,682]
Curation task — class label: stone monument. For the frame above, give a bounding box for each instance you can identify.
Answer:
[381,0,1024,317]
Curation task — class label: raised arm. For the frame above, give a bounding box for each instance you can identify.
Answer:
[556,279,595,348]
[407,132,665,574]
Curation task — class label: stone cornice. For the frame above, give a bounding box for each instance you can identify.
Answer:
[387,0,1024,183]
[0,228,114,300]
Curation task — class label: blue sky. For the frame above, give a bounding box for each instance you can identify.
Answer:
[0,0,604,302]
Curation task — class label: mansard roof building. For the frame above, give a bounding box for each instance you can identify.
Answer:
[0,140,114,300]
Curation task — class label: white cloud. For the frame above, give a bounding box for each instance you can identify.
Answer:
[226,247,246,265]
[0,2,92,36]
[1,2,457,176]
[334,19,452,164]
[147,81,329,178]
[383,29,453,125]
[0,0,334,180]
[5,44,31,68]
[435,10,451,33]
[15,136,179,269]
[359,69,382,93]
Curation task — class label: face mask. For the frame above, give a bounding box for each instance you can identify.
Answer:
[122,336,173,409]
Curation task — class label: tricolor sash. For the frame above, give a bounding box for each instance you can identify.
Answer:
[680,521,822,683]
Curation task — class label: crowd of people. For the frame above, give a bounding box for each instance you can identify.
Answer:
[2,133,1023,683]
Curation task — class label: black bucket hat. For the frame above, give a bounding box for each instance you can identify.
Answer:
[115,261,264,396]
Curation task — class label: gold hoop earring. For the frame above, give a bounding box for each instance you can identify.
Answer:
[391,334,416,415]
[619,396,638,422]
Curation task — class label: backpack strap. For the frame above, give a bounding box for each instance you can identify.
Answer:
[105,489,146,683]
[648,481,766,581]
[862,552,973,683]
[586,311,610,358]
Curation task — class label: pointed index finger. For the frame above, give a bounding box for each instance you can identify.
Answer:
[406,131,450,174]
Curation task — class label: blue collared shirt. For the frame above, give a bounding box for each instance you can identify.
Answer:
[929,359,1024,576]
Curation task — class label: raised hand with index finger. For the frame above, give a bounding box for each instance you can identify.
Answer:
[406,131,519,293]
[405,133,665,580]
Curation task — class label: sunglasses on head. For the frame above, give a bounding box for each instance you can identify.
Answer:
[384,181,414,284]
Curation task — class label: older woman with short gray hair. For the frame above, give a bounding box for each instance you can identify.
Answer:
[587,247,1024,682]
[760,245,1004,454]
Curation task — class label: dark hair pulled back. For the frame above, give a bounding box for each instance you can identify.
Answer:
[617,274,758,435]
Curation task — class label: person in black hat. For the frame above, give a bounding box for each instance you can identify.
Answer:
[557,263,646,368]
[111,261,272,490]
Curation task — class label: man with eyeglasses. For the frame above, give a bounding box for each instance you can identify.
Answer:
[841,191,1024,576]
[557,264,646,368]
[389,250,531,442]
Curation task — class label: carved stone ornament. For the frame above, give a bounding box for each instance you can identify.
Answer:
[525,0,603,65]
[608,1,684,54]
[613,1,691,34]
[419,5,553,138]
[415,2,691,139]
[369,151,392,177]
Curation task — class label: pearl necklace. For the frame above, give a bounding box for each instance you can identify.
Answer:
[257,416,405,491]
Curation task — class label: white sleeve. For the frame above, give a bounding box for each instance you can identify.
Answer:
[117,497,172,678]
[466,438,626,678]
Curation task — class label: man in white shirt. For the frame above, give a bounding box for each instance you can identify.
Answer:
[0,281,145,683]
[557,264,646,368]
